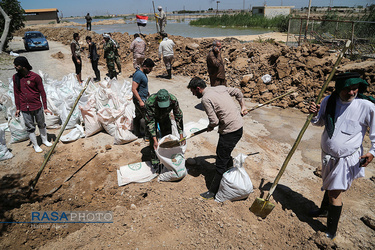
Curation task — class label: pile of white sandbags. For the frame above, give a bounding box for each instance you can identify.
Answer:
[0,73,137,145]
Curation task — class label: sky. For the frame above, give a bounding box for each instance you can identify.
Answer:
[18,0,375,17]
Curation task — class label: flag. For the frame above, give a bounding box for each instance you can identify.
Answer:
[136,15,148,27]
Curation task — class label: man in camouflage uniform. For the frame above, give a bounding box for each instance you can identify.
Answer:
[108,33,122,75]
[145,89,184,166]
[103,33,117,79]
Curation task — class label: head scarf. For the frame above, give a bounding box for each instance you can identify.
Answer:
[14,56,32,70]
[325,72,374,138]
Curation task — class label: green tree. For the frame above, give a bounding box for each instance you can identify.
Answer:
[0,0,25,51]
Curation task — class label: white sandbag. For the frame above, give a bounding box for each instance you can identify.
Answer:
[184,118,210,137]
[0,128,13,161]
[117,161,158,186]
[8,114,29,144]
[97,107,125,137]
[215,153,253,203]
[60,124,85,142]
[45,113,61,129]
[113,116,137,145]
[156,134,187,182]
[0,123,8,131]
[79,97,103,137]
[59,99,81,130]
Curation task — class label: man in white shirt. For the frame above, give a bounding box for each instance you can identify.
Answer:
[158,33,175,79]
[156,6,167,33]
[309,72,375,240]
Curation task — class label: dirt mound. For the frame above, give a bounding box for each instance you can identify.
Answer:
[51,51,64,59]
[14,27,375,113]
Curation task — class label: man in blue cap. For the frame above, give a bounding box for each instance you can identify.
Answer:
[309,72,375,240]
[144,89,184,167]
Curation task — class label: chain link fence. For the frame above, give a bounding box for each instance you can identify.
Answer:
[286,17,375,59]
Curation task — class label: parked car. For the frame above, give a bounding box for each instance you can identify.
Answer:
[22,31,49,51]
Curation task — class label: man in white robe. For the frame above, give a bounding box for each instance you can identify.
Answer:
[309,72,375,239]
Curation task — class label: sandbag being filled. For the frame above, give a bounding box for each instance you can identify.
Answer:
[156,134,187,182]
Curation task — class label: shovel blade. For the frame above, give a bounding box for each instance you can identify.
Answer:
[250,197,275,219]
[159,140,180,148]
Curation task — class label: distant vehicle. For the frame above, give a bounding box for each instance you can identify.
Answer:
[22,31,49,51]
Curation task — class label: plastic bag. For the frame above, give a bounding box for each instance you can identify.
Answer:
[261,74,272,84]
[215,153,253,202]
[60,124,85,142]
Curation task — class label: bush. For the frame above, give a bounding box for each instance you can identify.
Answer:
[0,0,25,51]
[190,13,290,32]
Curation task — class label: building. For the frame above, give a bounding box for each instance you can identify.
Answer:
[24,8,59,25]
[252,6,294,18]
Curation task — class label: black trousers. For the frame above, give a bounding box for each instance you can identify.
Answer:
[91,59,100,80]
[72,55,82,74]
[216,127,243,175]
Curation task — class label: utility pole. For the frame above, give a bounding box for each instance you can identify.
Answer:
[216,1,220,15]
[304,0,312,41]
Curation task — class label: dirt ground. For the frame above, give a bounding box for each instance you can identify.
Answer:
[0,30,374,249]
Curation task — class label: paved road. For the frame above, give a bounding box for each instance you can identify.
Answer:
[0,36,74,84]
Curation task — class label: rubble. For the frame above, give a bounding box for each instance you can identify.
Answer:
[14,27,375,113]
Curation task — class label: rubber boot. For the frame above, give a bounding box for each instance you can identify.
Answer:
[200,173,222,200]
[166,69,172,79]
[326,203,343,240]
[40,128,52,147]
[29,132,42,153]
[309,190,329,217]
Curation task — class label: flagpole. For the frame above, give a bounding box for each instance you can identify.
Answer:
[152,1,159,33]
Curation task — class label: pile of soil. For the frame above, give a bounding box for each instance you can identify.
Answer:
[14,27,375,113]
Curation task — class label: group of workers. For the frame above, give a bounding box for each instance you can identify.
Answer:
[11,7,375,241]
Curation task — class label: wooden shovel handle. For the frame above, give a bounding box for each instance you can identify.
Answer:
[28,78,91,195]
[179,127,208,142]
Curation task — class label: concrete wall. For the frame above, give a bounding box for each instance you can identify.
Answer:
[25,11,59,25]
[252,6,293,18]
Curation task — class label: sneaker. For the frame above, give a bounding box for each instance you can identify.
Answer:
[143,137,150,142]
[200,191,215,200]
[118,72,122,76]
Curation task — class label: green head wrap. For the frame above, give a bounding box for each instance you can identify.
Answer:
[334,72,369,94]
[325,72,374,138]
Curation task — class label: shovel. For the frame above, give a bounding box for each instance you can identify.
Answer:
[159,127,208,148]
[250,40,351,219]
